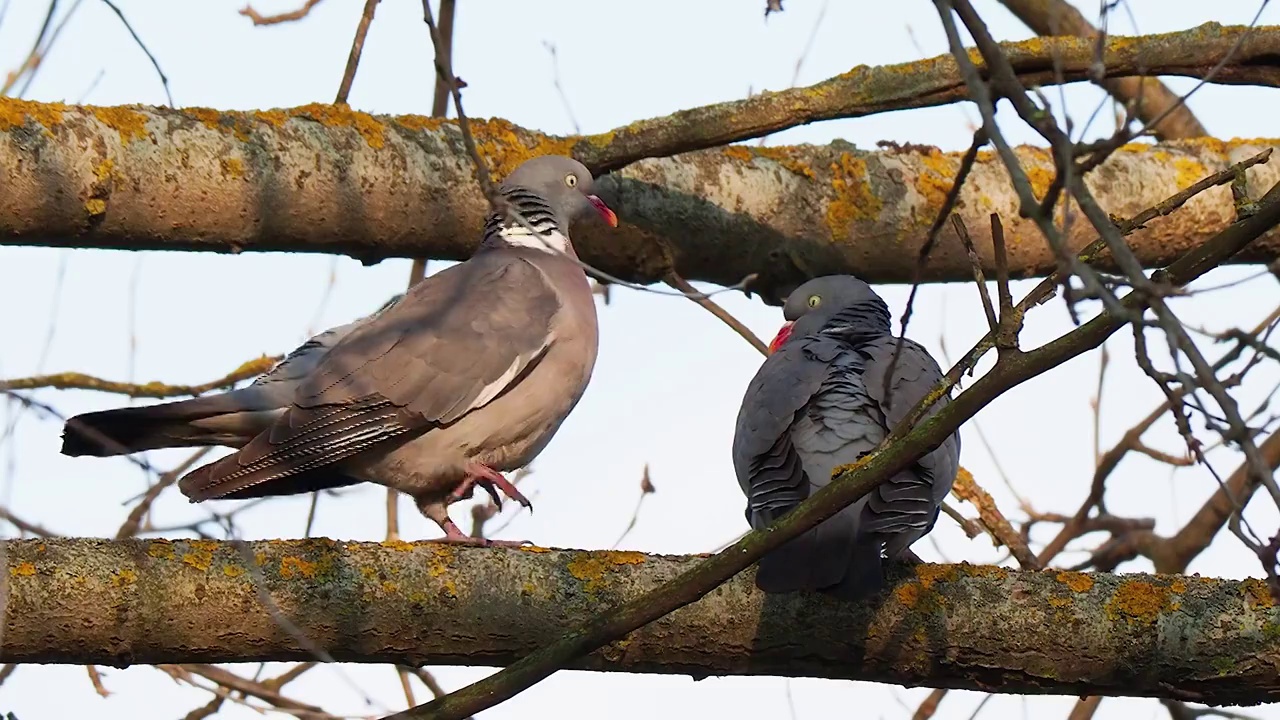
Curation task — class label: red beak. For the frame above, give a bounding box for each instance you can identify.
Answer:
[587,194,618,228]
[768,321,795,354]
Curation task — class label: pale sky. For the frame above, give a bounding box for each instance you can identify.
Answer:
[1,1,1279,719]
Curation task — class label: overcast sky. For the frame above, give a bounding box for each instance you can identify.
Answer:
[1,1,1279,719]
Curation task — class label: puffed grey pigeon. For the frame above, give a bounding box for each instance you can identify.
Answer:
[731,275,960,599]
[64,155,618,546]
[61,292,404,459]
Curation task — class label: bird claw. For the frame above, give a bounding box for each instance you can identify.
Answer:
[452,462,533,512]
[436,519,531,548]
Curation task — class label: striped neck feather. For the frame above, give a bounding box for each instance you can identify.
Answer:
[481,186,570,254]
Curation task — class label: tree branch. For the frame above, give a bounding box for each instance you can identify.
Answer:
[3,537,1279,707]
[2,99,1279,298]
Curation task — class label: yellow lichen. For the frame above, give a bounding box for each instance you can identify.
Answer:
[1106,580,1172,624]
[1025,164,1054,200]
[1173,156,1208,189]
[567,550,647,593]
[381,580,400,593]
[0,97,67,133]
[381,539,415,552]
[962,564,1008,580]
[468,117,577,180]
[93,158,116,183]
[1171,578,1187,594]
[220,157,245,179]
[916,149,955,212]
[148,541,175,559]
[288,102,386,149]
[1056,571,1094,593]
[9,562,35,577]
[112,569,137,586]
[181,546,215,572]
[825,153,882,241]
[519,545,552,553]
[280,556,317,579]
[427,546,455,579]
[91,105,149,144]
[85,199,107,216]
[722,145,815,179]
[254,109,289,128]
[393,114,448,133]
[894,582,921,608]
[914,563,958,589]
[1242,578,1274,608]
[1048,597,1071,608]
[223,565,245,578]
[723,146,752,163]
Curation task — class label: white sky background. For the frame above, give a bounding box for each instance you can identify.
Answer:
[1,0,1279,718]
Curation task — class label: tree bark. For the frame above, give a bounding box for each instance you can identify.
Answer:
[3,538,1279,705]
[2,99,1278,300]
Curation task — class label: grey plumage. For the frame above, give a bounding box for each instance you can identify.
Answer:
[63,155,618,545]
[731,275,961,600]
[59,292,404,458]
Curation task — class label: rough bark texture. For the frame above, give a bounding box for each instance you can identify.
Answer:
[4,538,1280,705]
[2,99,1278,301]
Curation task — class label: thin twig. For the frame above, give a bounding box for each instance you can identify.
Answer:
[98,0,173,107]
[0,354,280,398]
[334,0,380,105]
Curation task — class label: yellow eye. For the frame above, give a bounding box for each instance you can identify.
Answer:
[565,173,578,188]
[807,295,821,308]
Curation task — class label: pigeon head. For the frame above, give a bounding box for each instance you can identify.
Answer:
[502,155,618,228]
[767,275,891,353]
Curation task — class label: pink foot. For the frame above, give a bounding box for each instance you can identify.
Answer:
[433,518,531,548]
[447,461,532,512]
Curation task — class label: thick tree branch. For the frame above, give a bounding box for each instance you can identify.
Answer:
[2,99,1279,299]
[3,538,1280,706]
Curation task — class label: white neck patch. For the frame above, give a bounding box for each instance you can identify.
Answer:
[498,225,571,254]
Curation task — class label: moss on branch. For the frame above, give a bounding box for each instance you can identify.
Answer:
[3,538,1279,705]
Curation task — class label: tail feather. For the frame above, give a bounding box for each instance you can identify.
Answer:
[754,502,885,601]
[61,391,272,457]
[181,462,365,501]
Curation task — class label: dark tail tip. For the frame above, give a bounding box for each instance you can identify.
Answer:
[61,414,126,457]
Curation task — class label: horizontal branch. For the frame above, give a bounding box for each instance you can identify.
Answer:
[2,101,1280,298]
[4,538,1280,705]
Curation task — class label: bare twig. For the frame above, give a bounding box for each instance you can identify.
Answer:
[239,0,325,26]
[0,354,281,398]
[98,0,173,107]
[334,0,380,105]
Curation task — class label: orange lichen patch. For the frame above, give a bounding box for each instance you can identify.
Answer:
[147,540,175,559]
[825,153,882,240]
[915,564,958,590]
[916,149,956,211]
[111,569,137,587]
[223,565,245,578]
[1056,571,1094,594]
[962,564,1008,580]
[381,580,400,593]
[723,145,752,163]
[9,562,35,577]
[0,97,67,133]
[254,109,289,128]
[1173,156,1209,188]
[254,550,267,566]
[894,582,922,608]
[186,107,222,130]
[1024,163,1054,200]
[1106,580,1173,624]
[393,114,448,133]
[181,541,218,572]
[219,157,245,179]
[1242,578,1274,608]
[427,546,455,579]
[1048,597,1071,608]
[280,556,317,579]
[85,199,107,216]
[567,550,647,593]
[519,545,552,553]
[90,105,149,144]
[975,149,996,164]
[468,117,577,180]
[380,539,415,552]
[288,102,386,149]
[1171,578,1187,594]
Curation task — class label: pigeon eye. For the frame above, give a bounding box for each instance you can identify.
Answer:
[807,295,821,308]
[564,173,578,188]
